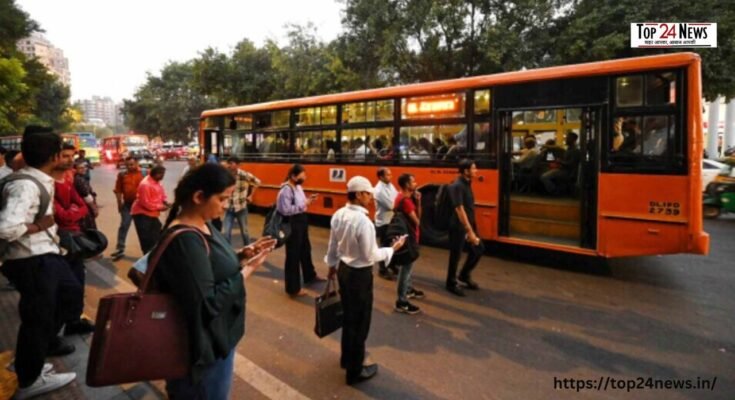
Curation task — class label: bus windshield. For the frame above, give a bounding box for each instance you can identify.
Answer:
[80,136,97,147]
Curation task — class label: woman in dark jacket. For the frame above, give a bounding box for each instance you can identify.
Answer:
[155,163,276,399]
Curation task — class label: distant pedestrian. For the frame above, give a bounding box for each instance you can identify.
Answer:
[0,127,78,399]
[111,157,144,261]
[325,176,406,385]
[156,163,276,399]
[131,165,170,254]
[393,173,425,314]
[373,167,399,280]
[223,157,260,245]
[445,159,484,297]
[52,144,95,335]
[2,149,20,177]
[75,149,93,182]
[277,164,324,296]
[73,159,98,230]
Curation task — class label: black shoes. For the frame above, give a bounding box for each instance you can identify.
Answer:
[407,287,425,299]
[394,301,421,315]
[48,337,75,357]
[346,363,378,385]
[64,318,95,336]
[446,285,466,297]
[458,277,480,290]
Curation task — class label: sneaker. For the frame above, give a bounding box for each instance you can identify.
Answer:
[394,300,421,315]
[407,288,425,299]
[13,371,76,400]
[7,362,53,375]
[111,251,124,261]
[64,318,95,336]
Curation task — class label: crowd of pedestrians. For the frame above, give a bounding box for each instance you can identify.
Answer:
[1,126,487,398]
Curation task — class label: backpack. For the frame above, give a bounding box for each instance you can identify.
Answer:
[262,185,295,249]
[383,196,420,266]
[0,174,52,258]
[433,184,452,231]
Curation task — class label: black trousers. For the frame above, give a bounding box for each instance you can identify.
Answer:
[337,262,373,377]
[284,214,316,294]
[446,226,485,287]
[133,214,162,254]
[1,254,83,387]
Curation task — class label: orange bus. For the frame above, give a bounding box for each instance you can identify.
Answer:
[101,134,149,164]
[200,52,709,258]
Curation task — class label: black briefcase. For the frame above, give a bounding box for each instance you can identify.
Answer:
[314,276,343,338]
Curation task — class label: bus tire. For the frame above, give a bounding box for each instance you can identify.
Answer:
[418,185,449,248]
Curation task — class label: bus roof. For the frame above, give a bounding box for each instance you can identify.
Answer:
[201,52,700,118]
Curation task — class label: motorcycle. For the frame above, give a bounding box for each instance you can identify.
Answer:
[703,181,735,218]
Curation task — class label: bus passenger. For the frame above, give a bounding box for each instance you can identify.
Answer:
[276,164,325,296]
[325,176,406,385]
[393,173,425,314]
[540,132,581,195]
[156,163,276,399]
[373,167,398,279]
[446,159,484,297]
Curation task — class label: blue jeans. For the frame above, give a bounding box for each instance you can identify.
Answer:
[397,262,414,302]
[115,203,133,252]
[223,208,249,245]
[166,348,235,400]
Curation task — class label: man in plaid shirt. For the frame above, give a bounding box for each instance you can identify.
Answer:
[224,157,261,245]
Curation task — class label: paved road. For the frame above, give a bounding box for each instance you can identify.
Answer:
[79,161,734,400]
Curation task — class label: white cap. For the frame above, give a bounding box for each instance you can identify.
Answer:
[347,176,374,194]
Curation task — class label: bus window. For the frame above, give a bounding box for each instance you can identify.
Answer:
[296,106,336,126]
[565,108,581,123]
[294,130,336,161]
[342,100,394,124]
[400,124,466,162]
[254,110,290,130]
[472,122,496,162]
[646,72,676,105]
[616,75,643,107]
[474,90,491,115]
[254,132,289,158]
[341,129,369,161]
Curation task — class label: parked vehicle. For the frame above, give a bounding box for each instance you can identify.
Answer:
[703,181,735,218]
[118,149,159,170]
[159,144,188,160]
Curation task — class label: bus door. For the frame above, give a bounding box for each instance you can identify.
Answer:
[498,106,600,249]
[203,129,223,161]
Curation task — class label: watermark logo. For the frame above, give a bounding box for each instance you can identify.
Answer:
[631,23,717,48]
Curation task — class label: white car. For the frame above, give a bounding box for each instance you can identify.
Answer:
[702,159,728,190]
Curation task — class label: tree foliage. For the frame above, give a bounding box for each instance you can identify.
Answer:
[120,0,734,139]
[0,0,74,135]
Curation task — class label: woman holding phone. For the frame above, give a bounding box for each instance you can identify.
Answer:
[277,164,325,296]
[154,163,277,399]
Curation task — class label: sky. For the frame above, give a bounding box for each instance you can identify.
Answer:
[16,0,345,103]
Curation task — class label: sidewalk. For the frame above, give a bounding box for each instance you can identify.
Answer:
[0,273,163,400]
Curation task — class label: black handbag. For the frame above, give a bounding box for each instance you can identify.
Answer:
[59,229,108,260]
[382,197,420,265]
[314,275,343,338]
[262,185,295,248]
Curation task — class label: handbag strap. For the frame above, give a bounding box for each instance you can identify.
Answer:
[322,274,338,295]
[138,225,210,293]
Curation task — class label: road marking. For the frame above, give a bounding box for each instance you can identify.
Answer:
[85,260,311,400]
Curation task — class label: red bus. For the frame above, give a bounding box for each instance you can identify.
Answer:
[101,134,149,164]
[200,52,709,258]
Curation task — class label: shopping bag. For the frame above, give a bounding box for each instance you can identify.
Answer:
[314,276,343,338]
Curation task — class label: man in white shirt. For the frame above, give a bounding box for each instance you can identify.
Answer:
[325,176,406,385]
[373,167,399,279]
[0,127,78,399]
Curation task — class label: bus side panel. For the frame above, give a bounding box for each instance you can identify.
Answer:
[474,169,499,240]
[597,174,692,257]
